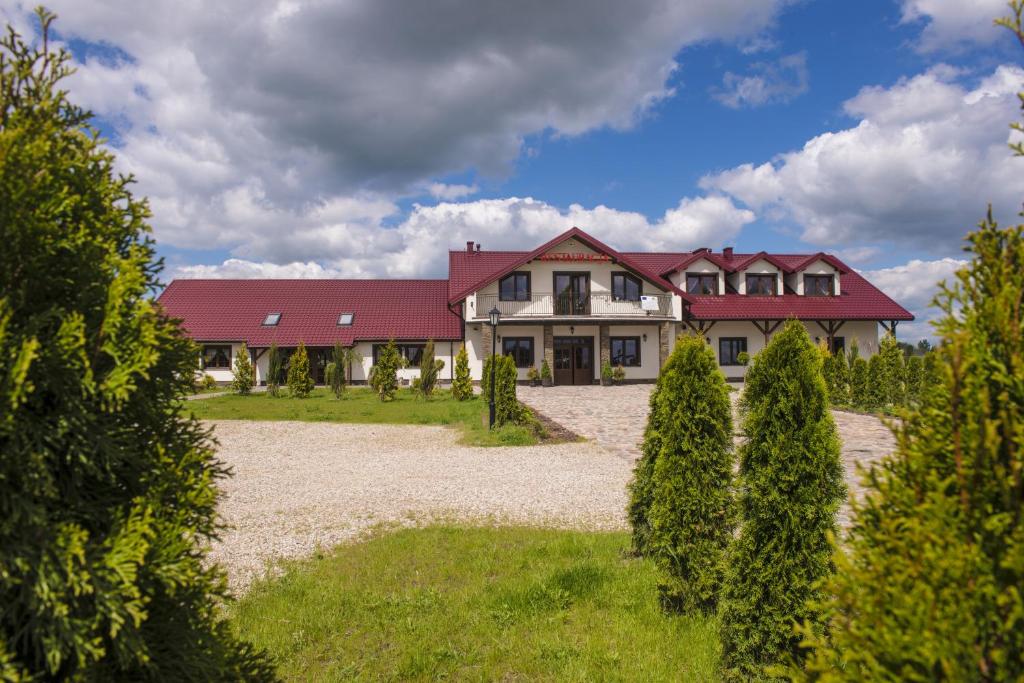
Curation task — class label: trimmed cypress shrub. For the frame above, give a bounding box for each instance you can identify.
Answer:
[481,353,494,401]
[719,320,844,679]
[417,339,443,398]
[822,349,849,406]
[451,344,473,400]
[794,211,1024,681]
[904,354,924,407]
[849,356,870,411]
[266,342,283,397]
[636,335,735,613]
[325,341,346,398]
[494,354,522,427]
[878,332,906,408]
[866,353,885,411]
[231,343,254,394]
[369,339,400,401]
[287,342,314,398]
[0,13,274,678]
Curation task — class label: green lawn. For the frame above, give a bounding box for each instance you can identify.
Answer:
[230,527,720,681]
[187,388,545,447]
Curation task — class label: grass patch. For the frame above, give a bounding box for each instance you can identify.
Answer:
[188,388,554,447]
[230,526,719,681]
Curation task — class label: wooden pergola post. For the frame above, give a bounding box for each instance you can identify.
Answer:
[814,320,846,351]
[751,319,782,347]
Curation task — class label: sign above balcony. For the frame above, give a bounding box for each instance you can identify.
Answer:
[538,253,612,262]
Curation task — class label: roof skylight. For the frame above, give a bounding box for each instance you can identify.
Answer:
[337,313,354,326]
[262,313,281,326]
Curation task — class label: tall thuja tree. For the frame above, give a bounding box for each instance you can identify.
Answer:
[796,6,1024,678]
[627,381,665,555]
[325,341,345,398]
[904,354,924,407]
[417,339,442,398]
[231,343,254,395]
[493,354,521,426]
[451,344,472,400]
[0,12,273,679]
[287,342,314,398]
[866,353,886,411]
[640,335,734,613]
[719,320,844,679]
[849,356,870,411]
[370,339,400,401]
[878,332,906,408]
[266,342,283,396]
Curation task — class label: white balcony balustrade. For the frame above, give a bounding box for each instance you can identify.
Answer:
[475,293,673,319]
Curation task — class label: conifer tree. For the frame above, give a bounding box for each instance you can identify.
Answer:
[494,354,522,426]
[481,353,493,401]
[904,353,924,407]
[878,332,906,408]
[451,344,473,400]
[0,12,273,678]
[231,343,254,394]
[417,339,442,398]
[627,382,665,556]
[849,356,870,411]
[795,7,1024,676]
[325,341,346,398]
[636,335,734,613]
[287,342,314,398]
[719,320,844,679]
[266,342,283,397]
[866,353,885,411]
[370,338,400,401]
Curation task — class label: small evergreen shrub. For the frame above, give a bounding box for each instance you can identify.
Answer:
[417,339,444,398]
[231,343,254,394]
[719,320,844,679]
[369,339,400,401]
[878,332,906,408]
[451,345,473,400]
[325,341,346,398]
[612,364,626,384]
[200,373,217,391]
[849,356,870,410]
[287,342,314,398]
[904,354,924,406]
[736,351,750,366]
[601,360,614,385]
[266,343,283,397]
[627,382,664,557]
[822,348,850,405]
[494,355,523,427]
[635,335,735,614]
[540,358,552,382]
[866,353,886,411]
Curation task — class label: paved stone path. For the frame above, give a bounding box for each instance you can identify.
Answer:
[518,384,896,528]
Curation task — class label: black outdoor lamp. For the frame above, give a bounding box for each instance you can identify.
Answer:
[488,306,501,428]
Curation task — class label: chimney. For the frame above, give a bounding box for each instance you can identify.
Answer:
[466,241,474,253]
[476,243,481,253]
[723,247,734,258]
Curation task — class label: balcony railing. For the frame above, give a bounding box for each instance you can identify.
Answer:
[475,293,673,318]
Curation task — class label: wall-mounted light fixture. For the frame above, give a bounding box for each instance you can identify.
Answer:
[642,333,647,342]
[569,325,575,335]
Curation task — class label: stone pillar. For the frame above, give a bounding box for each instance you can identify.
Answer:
[659,321,671,370]
[543,323,554,373]
[599,323,610,382]
[482,322,494,362]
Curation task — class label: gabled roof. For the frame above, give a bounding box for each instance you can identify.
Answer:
[659,249,731,275]
[788,252,850,274]
[446,227,690,304]
[157,279,462,346]
[728,251,794,273]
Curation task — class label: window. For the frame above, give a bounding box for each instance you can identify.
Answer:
[502,337,534,368]
[611,272,642,301]
[202,345,232,369]
[831,336,845,354]
[337,312,354,326]
[499,272,531,301]
[804,275,833,296]
[745,274,776,296]
[372,343,427,366]
[610,337,641,367]
[262,312,281,326]
[686,273,719,295]
[719,337,747,366]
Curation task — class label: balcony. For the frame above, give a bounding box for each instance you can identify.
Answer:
[475,293,674,319]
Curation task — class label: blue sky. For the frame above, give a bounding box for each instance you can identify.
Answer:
[2,0,1022,340]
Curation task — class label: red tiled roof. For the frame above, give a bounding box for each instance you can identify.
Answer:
[447,227,690,304]
[157,279,462,346]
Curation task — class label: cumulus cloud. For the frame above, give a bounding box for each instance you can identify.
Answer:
[702,64,1024,252]
[862,257,966,340]
[901,0,1010,52]
[1,0,788,273]
[172,195,755,279]
[711,52,809,108]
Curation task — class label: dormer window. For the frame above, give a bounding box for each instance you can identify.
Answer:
[611,272,642,301]
[262,313,281,326]
[804,275,833,296]
[337,313,354,326]
[746,274,776,296]
[686,273,719,295]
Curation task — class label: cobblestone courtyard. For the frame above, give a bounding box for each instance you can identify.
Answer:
[519,384,896,528]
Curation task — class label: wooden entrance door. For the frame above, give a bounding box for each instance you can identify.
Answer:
[553,336,594,385]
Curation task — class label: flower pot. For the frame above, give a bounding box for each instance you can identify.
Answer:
[531,378,541,387]
[541,377,552,387]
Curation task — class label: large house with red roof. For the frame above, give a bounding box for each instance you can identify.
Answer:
[158,227,913,386]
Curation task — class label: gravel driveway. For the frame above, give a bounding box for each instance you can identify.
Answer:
[208,420,630,593]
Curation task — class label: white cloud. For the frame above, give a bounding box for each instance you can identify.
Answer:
[712,52,809,108]
[170,194,754,280]
[862,257,966,340]
[702,64,1024,252]
[901,0,1010,52]
[0,0,789,273]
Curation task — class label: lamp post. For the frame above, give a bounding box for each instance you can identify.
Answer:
[488,306,500,428]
